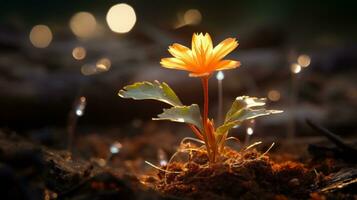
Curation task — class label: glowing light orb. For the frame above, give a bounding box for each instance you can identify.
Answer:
[76,110,83,116]
[297,54,311,67]
[72,46,86,60]
[75,96,86,116]
[183,9,202,25]
[246,127,254,135]
[110,142,123,154]
[106,4,136,33]
[160,160,168,166]
[267,90,281,102]
[29,25,53,48]
[158,149,168,166]
[216,71,225,81]
[290,63,301,74]
[70,12,97,38]
[96,58,111,71]
[81,64,97,76]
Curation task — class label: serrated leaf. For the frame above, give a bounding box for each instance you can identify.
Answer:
[216,96,282,142]
[118,81,182,106]
[153,104,203,131]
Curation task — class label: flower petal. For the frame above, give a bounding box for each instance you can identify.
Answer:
[215,60,241,71]
[191,33,203,51]
[161,33,240,76]
[168,43,195,66]
[202,33,214,65]
[191,33,214,70]
[202,33,213,53]
[191,33,205,67]
[160,58,188,70]
[212,38,238,61]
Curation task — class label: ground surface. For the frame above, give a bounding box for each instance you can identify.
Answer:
[0,130,356,200]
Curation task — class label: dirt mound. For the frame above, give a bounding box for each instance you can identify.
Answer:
[150,144,317,200]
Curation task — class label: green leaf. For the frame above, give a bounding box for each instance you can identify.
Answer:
[216,122,237,136]
[118,81,182,106]
[228,108,282,123]
[224,96,268,123]
[216,96,282,142]
[153,104,203,131]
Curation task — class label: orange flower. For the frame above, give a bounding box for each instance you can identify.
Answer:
[160,33,240,77]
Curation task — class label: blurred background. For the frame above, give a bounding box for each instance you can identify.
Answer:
[0,0,356,148]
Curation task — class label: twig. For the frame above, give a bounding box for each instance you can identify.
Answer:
[306,119,357,154]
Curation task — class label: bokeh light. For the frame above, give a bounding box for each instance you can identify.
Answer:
[96,58,111,71]
[69,12,97,38]
[110,142,122,154]
[183,9,202,25]
[216,71,225,81]
[81,64,97,76]
[75,96,87,116]
[72,46,86,60]
[267,90,281,102]
[158,149,168,167]
[297,54,311,67]
[106,3,136,33]
[81,58,111,76]
[29,25,53,48]
[290,63,301,74]
[246,127,254,135]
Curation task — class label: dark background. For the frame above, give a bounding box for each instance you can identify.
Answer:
[0,0,356,138]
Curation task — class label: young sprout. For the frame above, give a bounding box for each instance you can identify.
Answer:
[216,71,225,124]
[243,127,254,147]
[75,96,87,116]
[110,142,123,154]
[157,149,168,167]
[216,71,225,81]
[247,127,254,135]
[244,120,255,146]
[106,141,123,163]
[119,33,282,163]
[67,96,87,152]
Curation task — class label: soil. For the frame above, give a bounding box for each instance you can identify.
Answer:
[1,131,356,200]
[146,143,319,200]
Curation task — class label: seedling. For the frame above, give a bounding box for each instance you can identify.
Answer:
[119,33,282,163]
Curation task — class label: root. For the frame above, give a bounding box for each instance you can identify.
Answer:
[180,137,205,145]
[144,161,181,174]
[244,141,262,150]
[258,142,275,159]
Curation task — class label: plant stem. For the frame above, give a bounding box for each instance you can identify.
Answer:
[201,76,216,162]
[188,124,204,141]
[202,76,209,130]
